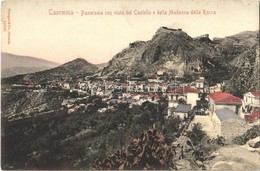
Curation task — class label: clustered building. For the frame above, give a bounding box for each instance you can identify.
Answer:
[9,72,260,141]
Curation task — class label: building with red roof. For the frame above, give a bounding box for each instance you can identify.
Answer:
[244,110,260,123]
[169,87,200,94]
[208,92,242,119]
[149,93,161,101]
[208,92,242,104]
[252,91,260,97]
[167,87,200,108]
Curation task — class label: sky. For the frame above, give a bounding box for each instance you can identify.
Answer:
[1,0,259,64]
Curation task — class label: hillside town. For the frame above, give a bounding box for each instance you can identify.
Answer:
[5,68,260,142]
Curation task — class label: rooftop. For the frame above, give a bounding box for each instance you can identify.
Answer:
[170,87,200,94]
[215,108,242,122]
[174,104,191,113]
[209,92,242,104]
[196,79,204,82]
[244,110,260,123]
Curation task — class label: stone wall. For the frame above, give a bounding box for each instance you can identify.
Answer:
[215,104,236,113]
[220,119,250,142]
[211,113,221,135]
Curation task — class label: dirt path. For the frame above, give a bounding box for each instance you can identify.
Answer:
[208,145,260,170]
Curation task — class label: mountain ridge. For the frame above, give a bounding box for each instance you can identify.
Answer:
[1,52,59,67]
[1,52,59,78]
[100,27,259,89]
[2,57,98,85]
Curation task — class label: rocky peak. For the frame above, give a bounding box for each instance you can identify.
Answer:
[129,41,146,48]
[154,27,192,41]
[101,27,203,77]
[155,26,183,34]
[194,34,212,43]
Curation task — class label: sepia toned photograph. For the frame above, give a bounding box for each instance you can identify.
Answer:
[1,0,259,170]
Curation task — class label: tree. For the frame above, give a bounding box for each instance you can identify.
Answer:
[233,125,260,145]
[92,129,175,170]
[187,123,207,146]
[164,116,181,134]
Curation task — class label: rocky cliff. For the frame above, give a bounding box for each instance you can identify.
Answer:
[101,27,259,87]
[101,27,204,78]
[227,43,260,97]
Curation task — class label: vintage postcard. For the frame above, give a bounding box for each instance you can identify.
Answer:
[1,0,259,170]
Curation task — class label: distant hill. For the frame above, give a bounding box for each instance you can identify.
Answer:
[2,58,98,85]
[1,52,59,78]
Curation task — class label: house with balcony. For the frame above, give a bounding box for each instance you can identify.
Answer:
[243,91,260,109]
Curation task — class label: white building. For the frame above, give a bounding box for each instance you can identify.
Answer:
[195,77,205,92]
[243,91,260,108]
[149,83,159,92]
[208,83,222,93]
[159,83,168,93]
[167,87,200,108]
